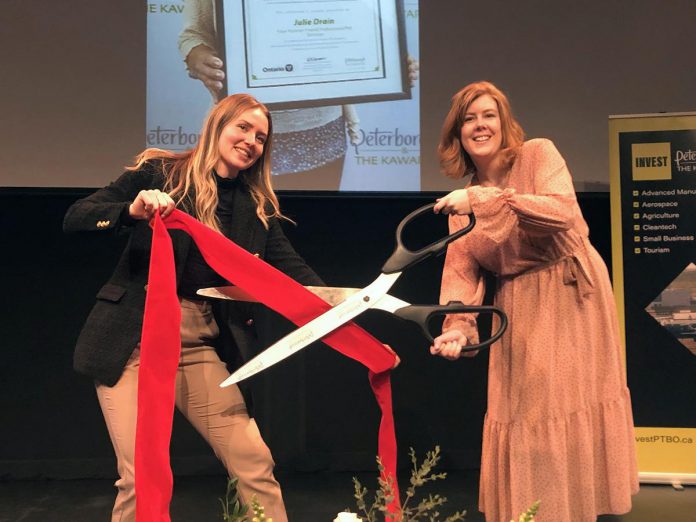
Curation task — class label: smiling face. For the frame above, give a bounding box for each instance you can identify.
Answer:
[459,94,503,170]
[215,107,269,178]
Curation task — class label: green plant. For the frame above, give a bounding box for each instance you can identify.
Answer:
[248,497,273,522]
[350,446,467,521]
[220,455,538,522]
[510,500,540,522]
[220,477,248,521]
[219,476,273,522]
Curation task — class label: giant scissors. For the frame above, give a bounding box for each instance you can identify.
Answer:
[200,203,508,387]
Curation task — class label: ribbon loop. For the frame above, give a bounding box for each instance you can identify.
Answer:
[135,211,400,521]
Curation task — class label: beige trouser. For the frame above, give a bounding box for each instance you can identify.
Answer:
[96,299,287,522]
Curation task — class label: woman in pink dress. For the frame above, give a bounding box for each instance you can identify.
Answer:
[430,81,638,522]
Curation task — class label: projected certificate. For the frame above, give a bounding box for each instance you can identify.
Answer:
[217,0,410,108]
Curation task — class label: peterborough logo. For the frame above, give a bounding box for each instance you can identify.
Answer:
[675,149,696,173]
[351,127,420,155]
[631,142,671,181]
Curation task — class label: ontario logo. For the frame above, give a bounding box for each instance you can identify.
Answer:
[631,142,671,181]
[261,64,293,72]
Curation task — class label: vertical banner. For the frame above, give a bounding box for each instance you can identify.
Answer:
[609,113,696,485]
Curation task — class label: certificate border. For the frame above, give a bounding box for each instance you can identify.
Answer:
[243,0,387,87]
[214,0,411,109]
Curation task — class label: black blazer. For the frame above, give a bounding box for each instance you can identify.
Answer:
[63,163,322,387]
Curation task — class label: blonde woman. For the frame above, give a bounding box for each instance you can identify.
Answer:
[430,82,638,522]
[64,93,322,522]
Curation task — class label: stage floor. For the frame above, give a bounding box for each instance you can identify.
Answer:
[1,470,694,521]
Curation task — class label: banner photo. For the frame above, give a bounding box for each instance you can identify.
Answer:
[146,1,420,191]
[609,113,696,484]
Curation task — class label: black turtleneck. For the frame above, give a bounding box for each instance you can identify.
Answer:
[178,173,239,300]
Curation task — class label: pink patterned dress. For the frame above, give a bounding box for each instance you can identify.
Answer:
[441,139,638,522]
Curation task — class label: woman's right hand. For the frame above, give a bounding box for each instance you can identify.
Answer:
[433,189,472,215]
[430,329,477,360]
[128,189,176,221]
[185,44,225,101]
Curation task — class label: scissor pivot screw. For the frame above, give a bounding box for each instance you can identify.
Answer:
[363,296,370,302]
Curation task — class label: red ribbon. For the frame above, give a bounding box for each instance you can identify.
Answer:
[135,210,399,521]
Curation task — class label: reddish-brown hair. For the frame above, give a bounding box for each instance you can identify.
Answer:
[438,81,525,179]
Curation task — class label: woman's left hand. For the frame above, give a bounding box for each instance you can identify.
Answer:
[185,44,225,101]
[407,56,419,87]
[434,189,471,215]
[430,329,471,360]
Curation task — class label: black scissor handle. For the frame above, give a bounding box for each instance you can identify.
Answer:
[382,202,475,274]
[393,301,508,350]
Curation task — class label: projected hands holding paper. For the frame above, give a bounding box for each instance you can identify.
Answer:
[184,44,225,101]
[178,0,418,189]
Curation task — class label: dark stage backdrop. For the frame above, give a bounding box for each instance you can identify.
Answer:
[2,0,669,483]
[0,190,610,479]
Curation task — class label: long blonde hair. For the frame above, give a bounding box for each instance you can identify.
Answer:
[438,81,525,179]
[128,94,281,231]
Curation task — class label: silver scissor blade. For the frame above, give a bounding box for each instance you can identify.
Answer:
[197,285,360,307]
[219,272,401,387]
[369,293,410,314]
